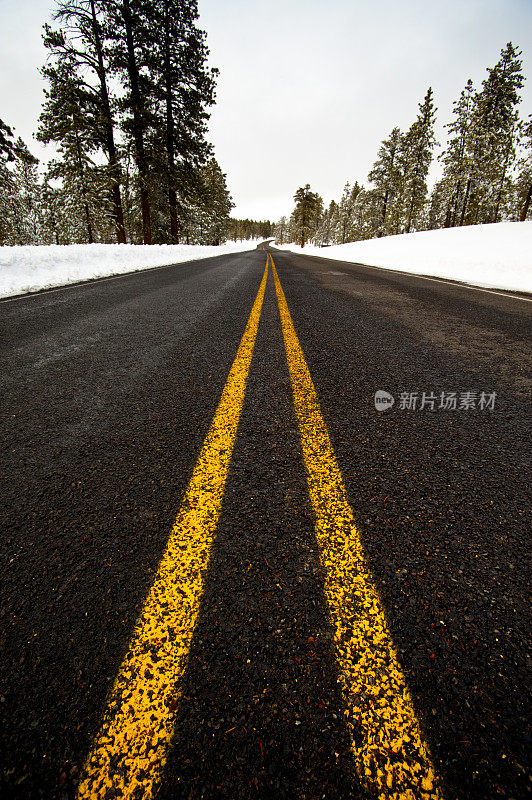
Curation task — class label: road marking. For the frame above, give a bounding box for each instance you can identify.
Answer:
[77,261,268,800]
[271,247,532,303]
[270,253,442,800]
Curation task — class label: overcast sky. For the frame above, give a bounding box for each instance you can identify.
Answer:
[1,0,531,220]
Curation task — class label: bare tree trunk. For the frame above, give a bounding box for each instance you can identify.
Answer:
[444,196,453,228]
[493,144,512,223]
[122,0,151,244]
[75,131,94,243]
[520,183,532,221]
[450,181,461,227]
[89,0,126,243]
[405,171,420,234]
[406,194,414,233]
[381,189,389,227]
[83,201,93,243]
[163,0,180,243]
[460,179,471,226]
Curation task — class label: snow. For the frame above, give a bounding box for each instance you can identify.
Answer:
[0,241,256,298]
[274,222,532,294]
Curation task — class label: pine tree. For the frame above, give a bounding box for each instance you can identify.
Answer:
[367,127,403,236]
[44,1,127,242]
[38,55,105,243]
[258,220,273,239]
[120,140,143,243]
[40,172,63,244]
[0,117,17,162]
[201,158,233,245]
[437,79,474,227]
[427,179,446,230]
[336,182,354,243]
[0,118,16,245]
[460,43,524,224]
[182,158,233,244]
[401,87,437,233]
[228,218,272,241]
[273,215,288,245]
[516,115,532,221]
[314,201,336,246]
[350,185,371,240]
[290,184,323,247]
[11,139,42,245]
[107,0,154,243]
[141,0,217,243]
[0,126,43,246]
[0,162,16,246]
[490,44,525,222]
[38,0,222,246]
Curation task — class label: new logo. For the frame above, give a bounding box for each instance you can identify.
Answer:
[374,390,395,412]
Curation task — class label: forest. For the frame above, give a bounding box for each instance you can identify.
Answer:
[0,0,236,247]
[1,29,530,251]
[278,43,532,248]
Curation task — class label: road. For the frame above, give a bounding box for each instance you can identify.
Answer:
[0,246,530,800]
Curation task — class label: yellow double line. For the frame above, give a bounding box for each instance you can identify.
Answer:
[271,255,441,799]
[78,255,442,800]
[77,263,268,799]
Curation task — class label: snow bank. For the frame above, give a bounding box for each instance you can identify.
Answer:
[0,240,256,298]
[274,222,532,294]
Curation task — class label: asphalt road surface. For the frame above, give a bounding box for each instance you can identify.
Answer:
[1,246,530,800]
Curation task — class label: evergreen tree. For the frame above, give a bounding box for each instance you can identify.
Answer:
[0,117,16,245]
[328,200,340,242]
[516,116,532,221]
[437,79,474,227]
[102,0,220,245]
[40,173,64,244]
[0,117,17,162]
[314,201,337,246]
[228,218,273,241]
[38,56,105,243]
[401,87,437,233]
[0,127,42,246]
[142,0,217,243]
[336,182,353,243]
[0,163,16,246]
[107,0,154,243]
[290,184,323,247]
[347,182,366,241]
[460,43,524,224]
[427,179,446,230]
[273,216,288,244]
[120,139,143,242]
[350,185,372,240]
[11,139,42,245]
[48,0,127,243]
[258,220,273,239]
[367,126,403,236]
[183,158,233,244]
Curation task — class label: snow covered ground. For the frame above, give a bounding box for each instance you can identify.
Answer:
[274,222,532,294]
[0,241,256,298]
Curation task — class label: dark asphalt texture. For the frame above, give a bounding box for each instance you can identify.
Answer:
[0,247,530,799]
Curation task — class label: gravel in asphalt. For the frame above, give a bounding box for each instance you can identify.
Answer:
[0,247,530,799]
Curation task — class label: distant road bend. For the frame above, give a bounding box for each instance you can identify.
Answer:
[1,245,530,800]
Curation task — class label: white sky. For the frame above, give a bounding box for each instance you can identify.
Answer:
[1,0,531,220]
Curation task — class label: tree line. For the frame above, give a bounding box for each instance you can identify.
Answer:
[278,43,531,248]
[227,218,273,241]
[0,0,234,247]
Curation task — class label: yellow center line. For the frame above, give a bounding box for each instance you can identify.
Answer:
[270,253,442,800]
[77,261,269,800]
